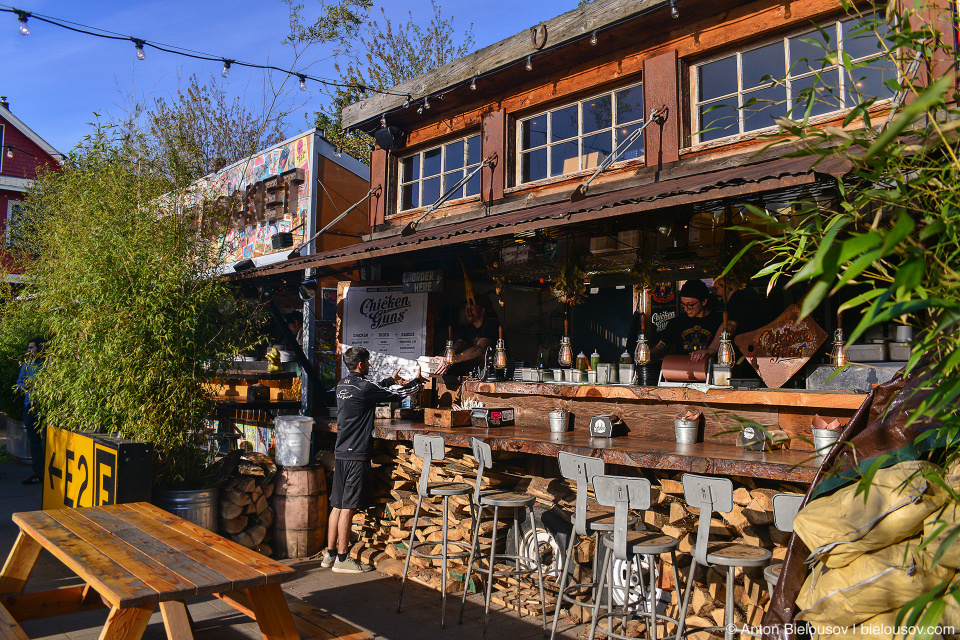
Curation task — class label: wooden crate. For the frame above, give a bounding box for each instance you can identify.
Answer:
[423,408,472,427]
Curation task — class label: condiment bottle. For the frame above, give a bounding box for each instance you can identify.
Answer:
[575,352,588,370]
[620,350,632,364]
[590,350,601,370]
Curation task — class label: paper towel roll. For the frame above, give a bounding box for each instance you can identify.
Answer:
[661,355,709,382]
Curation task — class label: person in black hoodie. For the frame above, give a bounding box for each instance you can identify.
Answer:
[321,346,423,573]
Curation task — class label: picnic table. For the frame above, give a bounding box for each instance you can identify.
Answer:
[0,502,300,639]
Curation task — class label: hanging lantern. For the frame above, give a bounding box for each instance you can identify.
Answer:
[443,339,456,365]
[634,334,651,366]
[830,328,847,367]
[717,330,735,367]
[558,318,573,366]
[494,338,508,369]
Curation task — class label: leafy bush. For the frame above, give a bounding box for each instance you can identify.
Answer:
[0,286,43,421]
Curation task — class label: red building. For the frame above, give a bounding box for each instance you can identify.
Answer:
[0,96,62,276]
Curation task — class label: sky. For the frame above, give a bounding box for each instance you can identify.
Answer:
[1,0,581,155]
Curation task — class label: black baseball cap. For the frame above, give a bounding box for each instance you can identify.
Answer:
[678,279,709,301]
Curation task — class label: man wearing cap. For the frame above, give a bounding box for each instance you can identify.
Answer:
[651,279,722,361]
[434,293,500,376]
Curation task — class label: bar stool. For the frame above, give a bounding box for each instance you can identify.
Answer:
[550,451,639,640]
[458,437,546,639]
[588,475,682,640]
[763,494,804,598]
[397,434,474,627]
[675,474,772,640]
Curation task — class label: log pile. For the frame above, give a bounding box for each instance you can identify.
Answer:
[218,451,277,557]
[340,441,805,632]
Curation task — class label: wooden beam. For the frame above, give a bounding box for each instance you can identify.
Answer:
[0,533,41,596]
[644,50,681,169]
[481,109,506,202]
[0,585,107,622]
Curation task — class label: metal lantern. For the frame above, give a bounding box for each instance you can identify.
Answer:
[494,339,508,369]
[558,336,573,367]
[634,333,651,366]
[717,330,735,367]
[443,339,456,365]
[830,328,847,367]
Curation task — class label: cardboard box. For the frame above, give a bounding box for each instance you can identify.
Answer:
[424,408,472,427]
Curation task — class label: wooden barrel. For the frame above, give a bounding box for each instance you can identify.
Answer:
[270,465,327,558]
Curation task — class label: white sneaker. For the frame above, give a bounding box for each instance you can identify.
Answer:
[320,551,336,568]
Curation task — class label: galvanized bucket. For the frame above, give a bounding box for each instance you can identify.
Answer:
[812,428,841,456]
[153,487,220,532]
[674,418,699,444]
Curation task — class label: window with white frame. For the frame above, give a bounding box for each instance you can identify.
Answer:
[6,200,27,247]
[517,82,645,184]
[693,13,896,143]
[398,134,481,212]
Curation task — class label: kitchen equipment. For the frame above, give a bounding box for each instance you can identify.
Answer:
[895,325,913,343]
[889,343,911,361]
[660,355,709,384]
[846,343,887,362]
[568,369,585,383]
[589,350,601,370]
[575,352,588,370]
[712,364,732,387]
[586,369,597,383]
[542,369,555,382]
[619,364,636,385]
[549,410,570,433]
[469,407,515,428]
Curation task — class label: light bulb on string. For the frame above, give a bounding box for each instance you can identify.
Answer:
[670,0,680,18]
[525,55,533,72]
[558,317,573,367]
[403,95,411,108]
[380,114,386,128]
[494,338,508,369]
[717,330,735,367]
[132,38,146,60]
[830,328,847,367]
[634,314,651,365]
[15,10,30,35]
[221,60,232,78]
[298,75,307,91]
[5,148,12,159]
[423,97,431,110]
[470,75,477,91]
[590,31,598,46]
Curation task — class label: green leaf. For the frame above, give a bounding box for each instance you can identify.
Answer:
[867,74,953,159]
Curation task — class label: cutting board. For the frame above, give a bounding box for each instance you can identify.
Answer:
[734,303,827,389]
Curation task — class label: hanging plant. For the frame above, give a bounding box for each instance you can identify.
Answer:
[553,255,587,305]
[629,258,656,289]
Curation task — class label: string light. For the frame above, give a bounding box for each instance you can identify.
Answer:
[5,148,12,159]
[590,31,598,46]
[525,55,533,71]
[670,0,680,18]
[221,59,232,78]
[423,97,430,110]
[416,104,423,115]
[298,74,307,91]
[132,37,146,60]
[470,75,477,90]
[403,95,411,108]
[380,114,386,127]
[15,9,29,35]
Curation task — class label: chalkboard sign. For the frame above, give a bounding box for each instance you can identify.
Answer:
[402,270,444,293]
[341,285,428,381]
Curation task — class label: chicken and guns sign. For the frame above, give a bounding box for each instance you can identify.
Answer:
[341,285,428,381]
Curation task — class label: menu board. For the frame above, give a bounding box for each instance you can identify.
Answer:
[341,285,428,381]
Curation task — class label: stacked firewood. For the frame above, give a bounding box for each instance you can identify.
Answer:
[341,441,803,632]
[218,451,277,557]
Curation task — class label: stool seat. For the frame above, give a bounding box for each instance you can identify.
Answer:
[705,541,771,568]
[601,530,680,555]
[479,491,535,508]
[426,481,472,496]
[572,511,640,532]
[764,562,782,586]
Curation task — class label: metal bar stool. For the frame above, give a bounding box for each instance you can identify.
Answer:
[550,451,639,640]
[458,437,546,639]
[674,474,772,640]
[397,434,474,627]
[763,493,804,599]
[588,475,683,640]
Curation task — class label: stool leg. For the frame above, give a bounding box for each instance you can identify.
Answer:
[674,559,698,640]
[527,506,547,633]
[441,495,450,628]
[725,566,735,640]
[397,494,424,613]
[513,509,521,615]
[670,551,682,631]
[623,554,633,635]
[588,549,612,640]
[649,555,659,640]
[550,527,577,640]
[459,503,485,624]
[482,505,501,640]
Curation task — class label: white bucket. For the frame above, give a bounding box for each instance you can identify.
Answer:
[274,416,314,467]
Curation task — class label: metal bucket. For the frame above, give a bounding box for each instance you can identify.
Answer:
[812,428,841,456]
[5,418,32,465]
[674,418,699,444]
[153,487,220,532]
[549,410,570,433]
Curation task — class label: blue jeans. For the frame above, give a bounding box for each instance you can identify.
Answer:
[24,406,45,479]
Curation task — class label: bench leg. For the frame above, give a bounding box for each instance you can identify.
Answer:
[160,601,194,640]
[245,582,299,640]
[0,533,41,595]
[98,605,154,640]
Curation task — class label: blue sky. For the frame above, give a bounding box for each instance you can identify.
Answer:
[1,0,579,155]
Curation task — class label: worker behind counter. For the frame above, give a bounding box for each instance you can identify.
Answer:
[694,272,773,370]
[652,279,723,363]
[434,293,500,377]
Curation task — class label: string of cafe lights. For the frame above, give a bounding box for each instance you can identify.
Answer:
[0,5,413,103]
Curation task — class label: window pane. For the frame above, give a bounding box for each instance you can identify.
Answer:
[582,131,612,169]
[401,155,419,182]
[742,85,787,133]
[551,105,579,142]
[699,56,737,101]
[422,176,441,206]
[790,29,834,74]
[467,135,481,165]
[842,15,888,60]
[616,85,644,124]
[522,116,547,149]
[401,183,418,211]
[582,95,612,134]
[444,170,464,197]
[466,171,481,197]
[699,102,738,141]
[521,149,547,183]
[742,42,785,89]
[444,140,464,172]
[790,71,842,118]
[616,126,644,160]
[551,140,579,176]
[846,57,897,105]
[423,147,442,177]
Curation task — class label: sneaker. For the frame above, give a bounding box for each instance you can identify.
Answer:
[320,551,336,568]
[21,475,41,486]
[332,557,373,573]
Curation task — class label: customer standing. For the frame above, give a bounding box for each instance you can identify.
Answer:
[16,337,46,486]
[321,346,423,572]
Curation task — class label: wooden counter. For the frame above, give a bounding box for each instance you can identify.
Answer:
[314,418,821,483]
